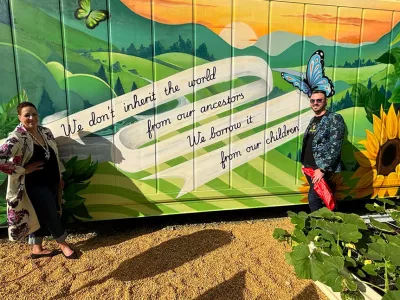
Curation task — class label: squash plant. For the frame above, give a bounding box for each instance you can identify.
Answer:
[273,199,400,300]
[61,155,98,222]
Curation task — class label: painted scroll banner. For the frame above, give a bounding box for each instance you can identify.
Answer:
[143,108,314,197]
[43,56,273,140]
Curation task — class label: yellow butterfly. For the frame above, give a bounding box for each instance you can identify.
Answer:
[74,0,109,29]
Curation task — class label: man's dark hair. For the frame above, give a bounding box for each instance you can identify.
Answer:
[311,90,327,99]
[17,101,37,115]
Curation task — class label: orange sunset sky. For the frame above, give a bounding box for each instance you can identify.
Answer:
[122,0,400,48]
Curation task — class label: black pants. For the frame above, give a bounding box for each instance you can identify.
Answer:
[26,184,66,244]
[305,172,336,212]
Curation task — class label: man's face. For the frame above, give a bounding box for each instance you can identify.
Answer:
[309,92,327,114]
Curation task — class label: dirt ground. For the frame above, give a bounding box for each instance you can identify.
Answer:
[0,210,328,300]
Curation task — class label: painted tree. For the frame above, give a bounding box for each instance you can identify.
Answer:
[38,89,55,117]
[126,43,137,56]
[131,81,138,91]
[114,77,125,96]
[95,64,109,84]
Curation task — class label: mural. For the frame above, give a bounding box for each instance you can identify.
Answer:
[1,0,400,225]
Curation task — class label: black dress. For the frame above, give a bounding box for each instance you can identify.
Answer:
[25,144,65,239]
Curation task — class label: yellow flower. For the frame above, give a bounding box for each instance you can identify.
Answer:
[299,173,349,203]
[353,104,400,198]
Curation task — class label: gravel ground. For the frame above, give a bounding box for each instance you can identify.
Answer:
[0,206,329,300]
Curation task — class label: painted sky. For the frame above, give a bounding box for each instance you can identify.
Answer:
[122,0,400,47]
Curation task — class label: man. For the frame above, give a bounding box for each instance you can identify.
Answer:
[301,90,345,212]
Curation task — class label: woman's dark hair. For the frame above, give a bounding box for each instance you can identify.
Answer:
[17,101,37,115]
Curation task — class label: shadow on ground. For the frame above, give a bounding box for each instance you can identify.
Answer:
[195,271,246,300]
[293,283,323,300]
[52,229,232,298]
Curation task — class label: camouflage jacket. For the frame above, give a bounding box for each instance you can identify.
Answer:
[301,110,345,173]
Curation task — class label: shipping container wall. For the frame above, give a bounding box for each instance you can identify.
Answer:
[1,0,400,224]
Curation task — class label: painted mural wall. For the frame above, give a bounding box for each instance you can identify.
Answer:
[1,0,400,225]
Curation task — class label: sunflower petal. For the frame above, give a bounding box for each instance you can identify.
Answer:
[386,188,398,197]
[354,151,376,167]
[355,187,374,198]
[386,105,398,140]
[372,114,387,145]
[373,174,385,188]
[352,166,372,179]
[365,130,380,156]
[378,188,387,198]
[381,105,387,125]
[355,169,375,189]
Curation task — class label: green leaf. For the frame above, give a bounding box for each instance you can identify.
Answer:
[396,277,400,290]
[388,86,400,103]
[336,212,368,230]
[368,242,400,266]
[288,211,308,230]
[375,198,396,206]
[345,256,357,268]
[391,211,400,226]
[310,207,336,219]
[0,213,6,226]
[364,86,386,123]
[316,220,362,242]
[356,269,366,278]
[366,203,385,213]
[362,264,378,276]
[382,291,400,300]
[352,83,369,107]
[292,229,308,244]
[340,290,364,300]
[273,228,290,242]
[387,235,400,247]
[72,203,92,219]
[369,217,395,233]
[289,244,324,280]
[376,48,400,65]
[319,256,357,292]
[392,32,400,46]
[63,198,85,209]
[308,229,335,243]
[73,155,92,176]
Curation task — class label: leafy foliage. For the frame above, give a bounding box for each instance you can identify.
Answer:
[273,199,400,298]
[61,155,98,222]
[0,90,27,140]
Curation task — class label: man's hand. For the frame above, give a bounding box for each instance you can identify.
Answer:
[24,161,44,174]
[312,169,324,184]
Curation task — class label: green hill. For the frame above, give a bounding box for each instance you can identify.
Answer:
[270,23,400,68]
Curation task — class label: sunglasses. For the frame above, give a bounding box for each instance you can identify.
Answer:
[310,99,324,104]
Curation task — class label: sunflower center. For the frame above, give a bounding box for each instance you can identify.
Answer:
[377,139,400,176]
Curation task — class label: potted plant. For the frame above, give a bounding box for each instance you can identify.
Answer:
[273,198,400,300]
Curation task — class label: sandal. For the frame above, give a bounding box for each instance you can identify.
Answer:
[31,250,60,259]
[62,249,80,260]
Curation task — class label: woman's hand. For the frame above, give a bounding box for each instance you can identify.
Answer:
[24,161,44,174]
[60,178,65,190]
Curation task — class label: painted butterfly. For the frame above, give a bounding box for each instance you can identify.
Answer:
[74,0,110,29]
[281,50,335,98]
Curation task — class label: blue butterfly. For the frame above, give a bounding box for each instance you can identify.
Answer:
[281,50,335,98]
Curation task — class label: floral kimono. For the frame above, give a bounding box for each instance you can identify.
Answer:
[0,124,65,241]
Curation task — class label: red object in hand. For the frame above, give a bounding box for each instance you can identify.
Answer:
[302,167,336,211]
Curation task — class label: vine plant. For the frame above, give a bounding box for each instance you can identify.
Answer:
[273,199,400,300]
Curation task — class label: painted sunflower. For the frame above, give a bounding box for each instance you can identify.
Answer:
[299,173,349,203]
[353,104,400,198]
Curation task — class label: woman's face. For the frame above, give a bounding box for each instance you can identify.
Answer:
[18,106,39,131]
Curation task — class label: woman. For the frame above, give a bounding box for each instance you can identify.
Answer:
[0,102,78,259]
